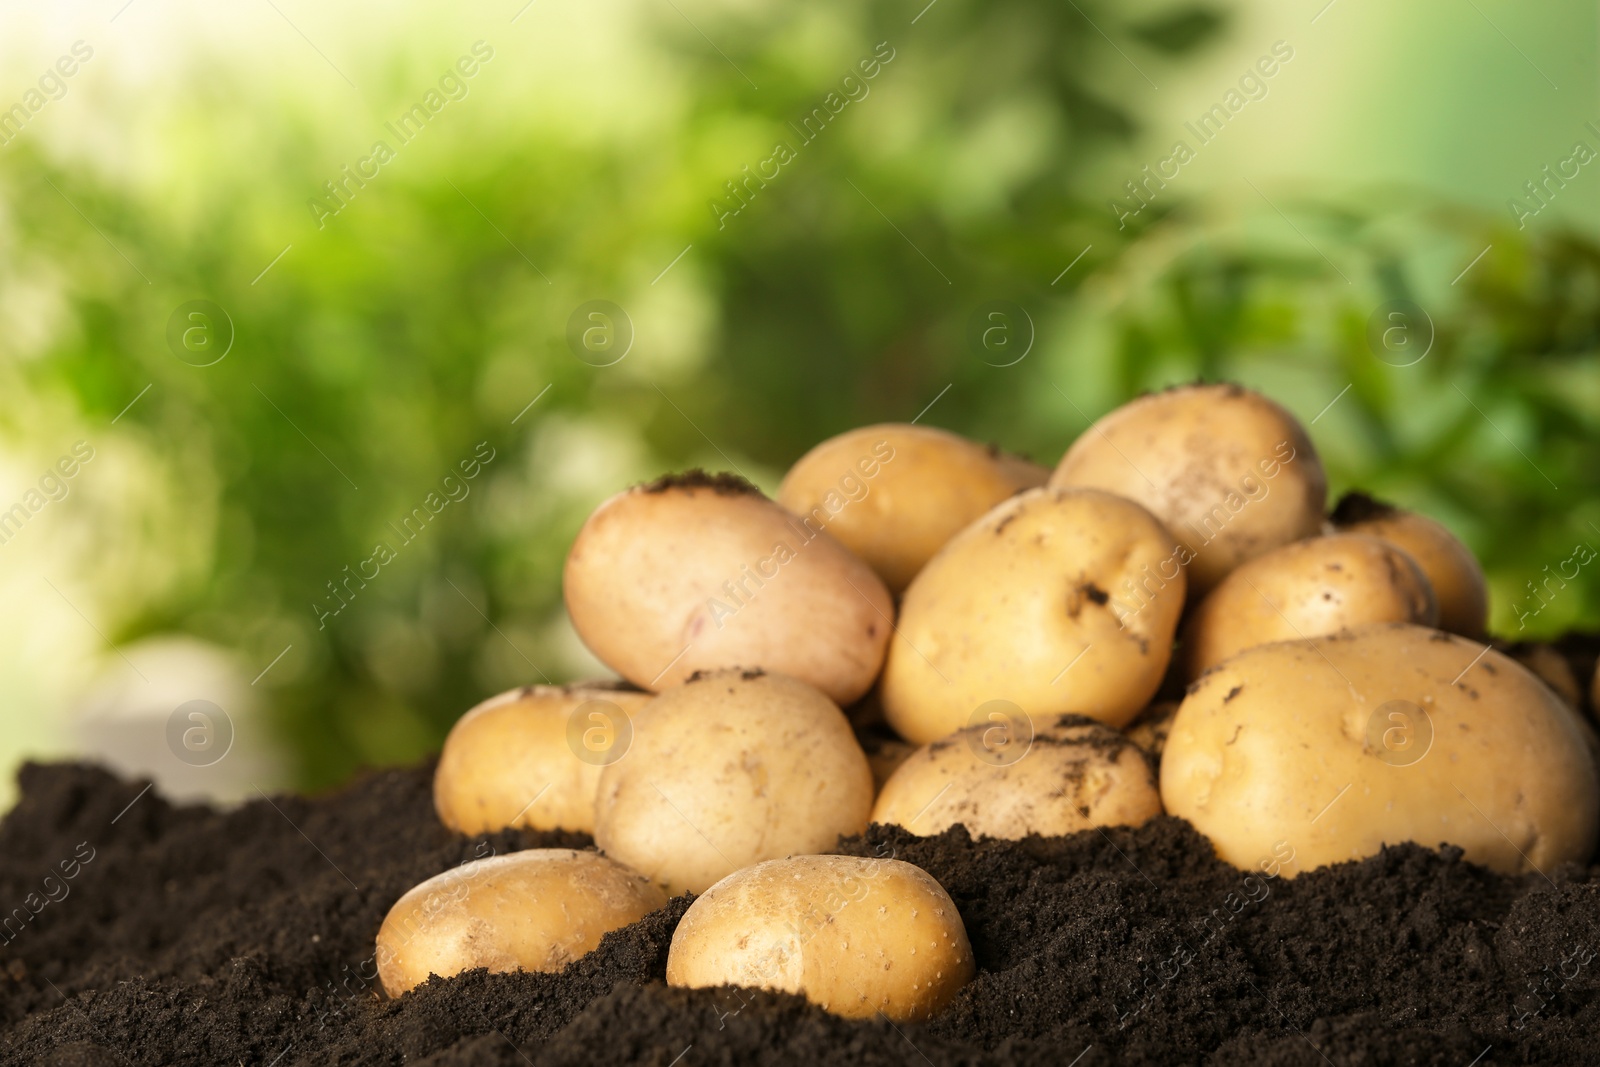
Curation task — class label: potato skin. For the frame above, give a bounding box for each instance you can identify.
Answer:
[871,716,1162,839]
[1050,383,1326,596]
[1160,623,1600,877]
[666,855,974,1021]
[433,683,651,834]
[1180,534,1438,679]
[1331,493,1488,639]
[593,671,875,895]
[564,474,893,706]
[375,850,666,996]
[777,424,1047,594]
[880,487,1186,743]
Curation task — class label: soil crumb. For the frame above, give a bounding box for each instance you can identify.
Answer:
[639,470,761,497]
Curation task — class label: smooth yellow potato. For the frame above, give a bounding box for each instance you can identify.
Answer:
[564,471,893,706]
[1505,642,1583,708]
[1331,492,1488,638]
[1160,623,1600,878]
[434,682,651,834]
[375,850,666,996]
[666,855,974,1021]
[777,425,1047,594]
[872,715,1162,839]
[880,487,1185,743]
[1050,383,1326,596]
[1180,534,1438,679]
[593,670,875,895]
[1126,700,1180,760]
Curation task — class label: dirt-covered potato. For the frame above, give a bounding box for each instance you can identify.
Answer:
[776,424,1047,594]
[1050,383,1326,596]
[1330,492,1488,638]
[666,855,974,1021]
[564,472,893,706]
[1180,534,1438,679]
[871,715,1161,839]
[1161,623,1600,877]
[375,850,665,996]
[1126,700,1179,760]
[880,487,1185,743]
[594,670,874,894]
[433,682,650,834]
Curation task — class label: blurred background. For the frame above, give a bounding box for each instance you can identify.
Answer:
[0,0,1596,805]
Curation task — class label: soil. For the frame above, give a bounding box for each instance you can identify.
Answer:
[1,754,1599,1067]
[639,470,761,496]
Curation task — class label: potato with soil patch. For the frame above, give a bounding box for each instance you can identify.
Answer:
[1330,492,1489,638]
[594,670,874,895]
[1126,700,1179,760]
[564,471,893,706]
[880,487,1185,743]
[1161,623,1600,877]
[1180,534,1437,679]
[777,424,1047,594]
[872,715,1161,838]
[666,854,974,1021]
[375,849,665,995]
[1050,383,1326,596]
[433,682,650,834]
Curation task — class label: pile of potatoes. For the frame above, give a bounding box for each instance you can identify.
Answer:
[376,383,1600,1023]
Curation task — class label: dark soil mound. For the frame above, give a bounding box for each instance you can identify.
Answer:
[0,760,1596,1066]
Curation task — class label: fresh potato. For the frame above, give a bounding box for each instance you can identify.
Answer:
[880,487,1185,743]
[1180,534,1438,679]
[871,715,1161,839]
[1050,383,1326,596]
[433,682,650,834]
[1126,700,1179,760]
[1504,642,1583,708]
[593,670,874,895]
[375,850,666,996]
[777,424,1047,594]
[1160,623,1600,877]
[666,855,974,1021]
[564,471,893,706]
[1330,492,1488,638]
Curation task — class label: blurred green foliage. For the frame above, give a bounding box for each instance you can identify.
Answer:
[1,0,1596,789]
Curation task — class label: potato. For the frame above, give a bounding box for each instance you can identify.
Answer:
[434,682,651,834]
[777,424,1047,594]
[1180,534,1438,679]
[871,715,1162,839]
[1126,700,1179,760]
[375,849,666,996]
[859,732,918,793]
[1050,383,1326,596]
[564,471,893,706]
[880,487,1185,743]
[1504,642,1583,708]
[1330,492,1488,638]
[1160,623,1600,877]
[593,670,875,894]
[666,855,974,1021]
